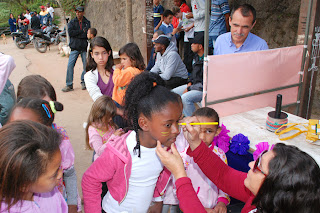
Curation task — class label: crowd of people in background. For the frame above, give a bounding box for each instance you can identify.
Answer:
[8,3,54,39]
[1,1,320,213]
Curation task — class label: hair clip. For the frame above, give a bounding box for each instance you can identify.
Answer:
[49,101,57,114]
[42,104,51,118]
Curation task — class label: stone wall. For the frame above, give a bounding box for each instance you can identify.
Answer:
[85,0,301,52]
[85,0,147,60]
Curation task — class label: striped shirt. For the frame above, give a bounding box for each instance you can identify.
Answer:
[209,0,230,36]
[153,4,164,29]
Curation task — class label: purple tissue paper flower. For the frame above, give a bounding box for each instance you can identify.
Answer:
[212,124,230,153]
[230,133,250,155]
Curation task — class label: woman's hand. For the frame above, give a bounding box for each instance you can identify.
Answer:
[180,116,202,151]
[156,141,186,180]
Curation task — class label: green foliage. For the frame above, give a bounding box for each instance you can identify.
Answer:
[52,14,60,25]
[0,2,10,27]
[58,0,86,17]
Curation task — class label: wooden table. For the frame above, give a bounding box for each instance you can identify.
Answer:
[221,107,320,165]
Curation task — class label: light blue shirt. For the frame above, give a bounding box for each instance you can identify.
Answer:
[214,32,269,55]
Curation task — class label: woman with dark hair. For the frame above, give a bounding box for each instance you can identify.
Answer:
[156,117,320,213]
[84,36,114,101]
[8,13,16,40]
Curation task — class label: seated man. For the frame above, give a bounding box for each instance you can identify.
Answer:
[150,35,188,89]
[146,30,165,71]
[214,3,268,55]
[172,32,204,117]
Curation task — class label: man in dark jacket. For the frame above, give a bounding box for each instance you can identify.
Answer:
[62,6,91,92]
[30,12,41,30]
[172,32,204,116]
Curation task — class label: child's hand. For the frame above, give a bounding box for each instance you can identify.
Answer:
[186,12,193,19]
[156,141,186,180]
[148,201,163,213]
[67,205,78,213]
[181,116,202,151]
[115,63,124,70]
[211,202,227,213]
[114,128,125,136]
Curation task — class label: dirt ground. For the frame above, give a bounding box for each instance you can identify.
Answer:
[1,39,92,200]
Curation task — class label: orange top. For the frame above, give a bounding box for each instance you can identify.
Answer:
[112,67,142,105]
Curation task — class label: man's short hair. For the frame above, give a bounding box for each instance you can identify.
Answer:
[163,9,174,18]
[89,28,97,37]
[172,7,181,16]
[155,30,165,36]
[46,3,50,7]
[231,4,256,24]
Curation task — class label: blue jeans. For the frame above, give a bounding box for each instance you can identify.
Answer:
[209,35,219,55]
[172,85,203,117]
[66,50,87,86]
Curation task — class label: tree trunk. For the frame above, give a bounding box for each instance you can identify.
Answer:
[55,0,70,45]
[126,0,134,42]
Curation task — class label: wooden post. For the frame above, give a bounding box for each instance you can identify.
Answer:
[126,0,134,43]
[297,0,320,118]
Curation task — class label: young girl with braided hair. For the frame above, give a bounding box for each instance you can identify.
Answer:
[8,98,79,213]
[82,72,183,213]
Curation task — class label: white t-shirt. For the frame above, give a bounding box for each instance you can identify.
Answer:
[181,12,195,42]
[47,7,54,18]
[25,13,31,22]
[102,131,164,213]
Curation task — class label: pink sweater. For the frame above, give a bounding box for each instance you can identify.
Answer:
[88,124,115,161]
[176,141,256,213]
[81,131,171,213]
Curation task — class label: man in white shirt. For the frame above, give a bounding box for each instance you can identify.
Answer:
[25,9,31,22]
[46,3,54,20]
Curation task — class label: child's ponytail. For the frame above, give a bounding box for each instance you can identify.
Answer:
[124,72,180,157]
[13,98,63,126]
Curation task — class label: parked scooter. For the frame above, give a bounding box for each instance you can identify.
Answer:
[11,29,34,49]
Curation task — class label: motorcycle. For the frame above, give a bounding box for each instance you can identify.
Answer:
[33,25,60,53]
[55,27,67,44]
[11,29,34,49]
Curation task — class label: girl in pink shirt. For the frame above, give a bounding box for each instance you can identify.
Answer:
[163,107,230,213]
[85,95,123,161]
[0,120,67,213]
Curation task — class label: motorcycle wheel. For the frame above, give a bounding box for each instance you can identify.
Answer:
[55,35,60,45]
[34,38,48,53]
[15,37,27,49]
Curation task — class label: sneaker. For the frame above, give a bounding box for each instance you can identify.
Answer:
[81,82,86,90]
[62,85,74,92]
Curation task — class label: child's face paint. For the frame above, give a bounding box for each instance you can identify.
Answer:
[161,132,170,137]
[196,116,220,147]
[145,102,182,147]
